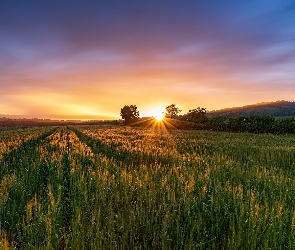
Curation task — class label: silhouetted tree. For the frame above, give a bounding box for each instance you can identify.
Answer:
[185,107,208,123]
[120,105,140,123]
[165,104,182,118]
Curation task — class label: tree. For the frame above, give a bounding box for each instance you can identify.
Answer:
[120,105,140,122]
[185,107,208,123]
[165,104,182,118]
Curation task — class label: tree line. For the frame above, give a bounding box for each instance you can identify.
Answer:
[120,104,295,134]
[120,104,206,121]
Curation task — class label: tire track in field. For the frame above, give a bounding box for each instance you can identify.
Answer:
[70,127,180,168]
[0,127,57,248]
[0,127,57,177]
[0,127,49,161]
[0,127,96,248]
[42,128,96,249]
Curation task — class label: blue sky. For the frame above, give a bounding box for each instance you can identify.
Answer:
[0,1,294,119]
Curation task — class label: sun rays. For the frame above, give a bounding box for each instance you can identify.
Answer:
[126,116,179,133]
[144,107,165,122]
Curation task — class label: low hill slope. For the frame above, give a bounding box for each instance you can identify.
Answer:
[209,100,295,117]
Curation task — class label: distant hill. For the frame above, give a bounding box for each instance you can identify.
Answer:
[209,100,295,118]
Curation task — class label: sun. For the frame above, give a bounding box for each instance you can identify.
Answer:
[144,107,165,121]
[155,113,164,121]
[153,110,165,121]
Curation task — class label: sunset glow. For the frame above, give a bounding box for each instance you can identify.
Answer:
[154,112,165,121]
[144,107,165,121]
[1,1,294,119]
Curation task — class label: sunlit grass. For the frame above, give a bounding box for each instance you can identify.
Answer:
[1,125,295,248]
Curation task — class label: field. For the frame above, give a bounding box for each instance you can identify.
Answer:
[1,125,295,249]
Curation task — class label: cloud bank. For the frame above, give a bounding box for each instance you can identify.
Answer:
[0,1,294,118]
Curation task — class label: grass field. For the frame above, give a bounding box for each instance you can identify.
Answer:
[1,125,295,249]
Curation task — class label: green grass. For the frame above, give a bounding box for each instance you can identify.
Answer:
[1,125,295,249]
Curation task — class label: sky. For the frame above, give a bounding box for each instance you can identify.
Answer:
[1,1,295,120]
